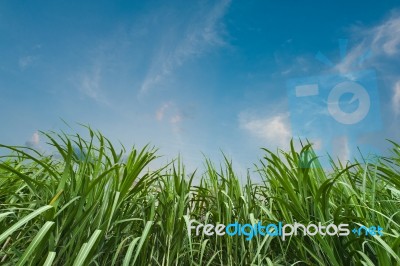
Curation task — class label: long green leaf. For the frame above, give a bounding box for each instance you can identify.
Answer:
[17,221,55,266]
[0,205,53,244]
[72,230,102,266]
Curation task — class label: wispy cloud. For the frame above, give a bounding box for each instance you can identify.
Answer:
[369,14,400,56]
[333,12,400,117]
[155,101,197,135]
[77,62,109,105]
[140,0,231,93]
[155,102,184,126]
[19,55,38,70]
[18,44,42,70]
[335,12,400,72]
[170,114,182,124]
[156,102,172,121]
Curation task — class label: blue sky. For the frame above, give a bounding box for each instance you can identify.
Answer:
[1,1,400,173]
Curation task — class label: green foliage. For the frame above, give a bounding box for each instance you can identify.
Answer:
[0,129,399,265]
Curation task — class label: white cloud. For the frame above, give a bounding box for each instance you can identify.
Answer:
[170,114,182,124]
[25,131,40,148]
[31,132,40,145]
[140,0,231,93]
[239,112,291,148]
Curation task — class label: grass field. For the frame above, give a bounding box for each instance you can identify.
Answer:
[0,128,399,265]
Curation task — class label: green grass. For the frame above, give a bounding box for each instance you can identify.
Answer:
[0,128,399,265]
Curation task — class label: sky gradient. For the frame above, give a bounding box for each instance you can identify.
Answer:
[1,0,400,174]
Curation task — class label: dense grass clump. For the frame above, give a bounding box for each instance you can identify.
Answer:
[0,129,399,265]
